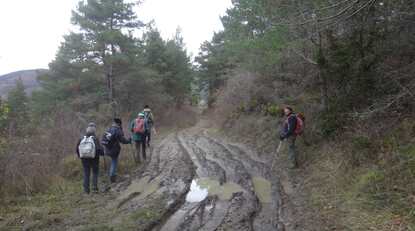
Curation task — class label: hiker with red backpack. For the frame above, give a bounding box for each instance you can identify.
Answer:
[279,106,304,169]
[130,113,147,164]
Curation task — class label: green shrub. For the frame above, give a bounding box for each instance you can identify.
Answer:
[265,104,281,117]
[350,136,374,166]
[319,110,342,138]
[62,155,82,179]
[398,144,415,177]
[354,169,387,208]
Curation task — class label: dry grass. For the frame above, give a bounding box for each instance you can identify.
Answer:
[300,138,415,231]
[220,109,415,230]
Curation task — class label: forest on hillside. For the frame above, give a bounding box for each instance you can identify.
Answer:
[0,0,193,196]
[1,0,415,229]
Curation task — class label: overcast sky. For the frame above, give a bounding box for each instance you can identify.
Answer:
[0,0,232,76]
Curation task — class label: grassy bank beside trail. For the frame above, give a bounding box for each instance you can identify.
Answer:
[220,113,415,231]
[0,111,197,231]
[0,145,136,231]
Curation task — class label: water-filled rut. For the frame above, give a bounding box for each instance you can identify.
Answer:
[110,122,285,231]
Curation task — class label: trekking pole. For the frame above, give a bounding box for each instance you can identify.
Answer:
[103,155,107,174]
[271,141,284,170]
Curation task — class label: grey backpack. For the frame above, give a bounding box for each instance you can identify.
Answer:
[78,136,96,159]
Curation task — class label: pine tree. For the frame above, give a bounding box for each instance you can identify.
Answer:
[0,99,10,134]
[143,28,193,107]
[7,79,29,136]
[59,0,142,116]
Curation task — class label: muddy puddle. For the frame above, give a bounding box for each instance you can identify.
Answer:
[186,179,209,202]
[186,178,244,202]
[117,176,161,208]
[185,177,271,204]
[252,177,272,203]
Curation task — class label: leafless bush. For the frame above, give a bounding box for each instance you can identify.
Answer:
[156,105,198,129]
[214,71,260,124]
[0,110,83,198]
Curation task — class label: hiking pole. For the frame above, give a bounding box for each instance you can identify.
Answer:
[271,141,284,170]
[102,151,107,175]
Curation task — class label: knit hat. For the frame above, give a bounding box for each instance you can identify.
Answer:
[86,123,96,135]
[114,118,122,125]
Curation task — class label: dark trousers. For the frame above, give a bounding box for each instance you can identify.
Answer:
[144,130,151,146]
[287,136,298,168]
[81,158,99,193]
[134,141,146,163]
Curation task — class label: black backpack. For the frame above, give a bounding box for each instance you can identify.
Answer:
[101,127,117,147]
[143,111,153,131]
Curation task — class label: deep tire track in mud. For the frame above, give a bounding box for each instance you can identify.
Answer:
[30,122,295,231]
[156,125,284,231]
[56,123,287,231]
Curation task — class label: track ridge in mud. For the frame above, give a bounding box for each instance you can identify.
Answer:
[94,123,286,231]
[155,126,283,231]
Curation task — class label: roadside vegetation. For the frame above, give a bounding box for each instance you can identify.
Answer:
[0,0,193,211]
[196,0,415,229]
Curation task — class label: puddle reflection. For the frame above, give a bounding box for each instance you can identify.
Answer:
[186,180,209,202]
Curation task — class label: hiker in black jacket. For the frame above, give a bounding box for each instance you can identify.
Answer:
[76,122,103,194]
[280,107,299,168]
[101,118,131,183]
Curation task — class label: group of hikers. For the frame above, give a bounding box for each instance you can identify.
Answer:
[76,104,304,194]
[76,105,154,194]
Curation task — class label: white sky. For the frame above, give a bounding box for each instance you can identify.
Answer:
[0,0,232,76]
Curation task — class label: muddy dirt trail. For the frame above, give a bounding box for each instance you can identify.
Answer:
[101,119,291,231]
[46,120,299,231]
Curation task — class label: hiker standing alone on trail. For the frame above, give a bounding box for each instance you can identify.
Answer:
[130,113,147,164]
[280,107,304,169]
[143,105,155,147]
[101,118,132,183]
[76,122,103,194]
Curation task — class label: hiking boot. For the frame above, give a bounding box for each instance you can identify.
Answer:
[289,162,299,169]
[92,188,99,194]
[110,175,117,183]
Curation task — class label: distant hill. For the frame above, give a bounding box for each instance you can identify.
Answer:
[0,69,47,98]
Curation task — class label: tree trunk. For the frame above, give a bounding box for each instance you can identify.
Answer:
[317,30,329,114]
[107,15,118,118]
[107,63,116,118]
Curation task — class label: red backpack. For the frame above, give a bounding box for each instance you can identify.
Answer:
[294,113,305,135]
[133,118,145,134]
[286,113,305,136]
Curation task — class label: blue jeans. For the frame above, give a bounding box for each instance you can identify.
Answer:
[109,155,118,177]
[81,158,99,193]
